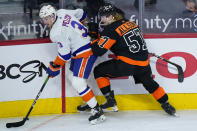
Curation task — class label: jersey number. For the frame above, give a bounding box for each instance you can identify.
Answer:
[62,14,88,37]
[98,36,109,48]
[71,21,88,37]
[123,28,147,53]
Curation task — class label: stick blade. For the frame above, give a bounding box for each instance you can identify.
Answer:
[177,65,184,83]
[6,119,26,128]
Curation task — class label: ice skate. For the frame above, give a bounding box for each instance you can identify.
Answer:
[89,104,106,125]
[77,103,91,112]
[161,102,176,116]
[101,90,118,112]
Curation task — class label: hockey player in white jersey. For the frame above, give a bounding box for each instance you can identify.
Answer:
[39,4,105,124]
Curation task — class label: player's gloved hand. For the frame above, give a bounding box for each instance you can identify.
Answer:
[87,22,100,40]
[46,61,61,78]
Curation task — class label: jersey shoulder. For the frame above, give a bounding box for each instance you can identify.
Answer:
[50,21,65,42]
[101,20,122,39]
[56,9,84,21]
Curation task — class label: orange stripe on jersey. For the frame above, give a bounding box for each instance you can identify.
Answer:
[117,56,149,66]
[49,64,60,71]
[96,77,110,89]
[152,86,166,100]
[54,56,66,66]
[98,37,116,50]
[78,58,88,77]
[81,19,86,24]
[73,50,93,59]
[90,38,99,45]
[81,90,94,102]
[115,21,138,36]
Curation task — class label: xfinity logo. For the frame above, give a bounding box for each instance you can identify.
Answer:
[0,21,49,40]
[0,60,47,83]
[130,15,197,32]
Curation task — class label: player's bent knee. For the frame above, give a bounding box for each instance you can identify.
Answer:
[72,76,87,93]
[93,66,104,78]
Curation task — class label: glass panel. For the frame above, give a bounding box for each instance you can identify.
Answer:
[0,0,59,41]
[96,0,197,34]
[105,0,138,22]
[142,0,197,33]
[1,0,196,42]
[62,0,86,9]
[61,0,137,23]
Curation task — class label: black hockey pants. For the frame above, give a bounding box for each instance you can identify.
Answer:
[94,59,168,103]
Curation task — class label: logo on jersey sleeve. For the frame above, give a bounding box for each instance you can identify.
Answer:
[57,42,63,48]
[62,14,71,26]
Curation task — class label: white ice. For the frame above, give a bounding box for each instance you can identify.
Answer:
[0,110,197,131]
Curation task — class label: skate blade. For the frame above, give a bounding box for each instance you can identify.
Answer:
[90,115,106,125]
[112,106,119,112]
[171,113,179,117]
[103,106,118,113]
[164,111,179,117]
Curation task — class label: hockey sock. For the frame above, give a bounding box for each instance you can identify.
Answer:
[96,77,111,96]
[152,86,168,103]
[79,86,97,108]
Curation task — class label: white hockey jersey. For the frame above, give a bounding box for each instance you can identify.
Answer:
[50,9,93,66]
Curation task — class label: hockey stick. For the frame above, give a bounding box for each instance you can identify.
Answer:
[149,53,184,83]
[6,75,50,128]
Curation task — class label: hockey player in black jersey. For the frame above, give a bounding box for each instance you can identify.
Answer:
[78,3,176,116]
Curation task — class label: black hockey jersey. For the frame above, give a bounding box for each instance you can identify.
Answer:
[91,19,149,66]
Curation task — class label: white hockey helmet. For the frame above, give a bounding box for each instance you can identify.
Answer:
[39,4,56,18]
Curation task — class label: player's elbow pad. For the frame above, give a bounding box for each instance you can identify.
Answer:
[91,44,107,56]
[92,49,106,56]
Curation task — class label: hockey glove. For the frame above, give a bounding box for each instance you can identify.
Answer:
[87,22,100,40]
[46,61,61,78]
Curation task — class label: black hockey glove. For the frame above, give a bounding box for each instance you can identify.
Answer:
[87,22,100,40]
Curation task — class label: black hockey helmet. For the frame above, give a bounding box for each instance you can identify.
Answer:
[98,3,116,17]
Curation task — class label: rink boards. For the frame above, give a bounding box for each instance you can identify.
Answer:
[0,36,197,118]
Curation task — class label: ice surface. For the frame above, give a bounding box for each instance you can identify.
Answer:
[0,110,197,131]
